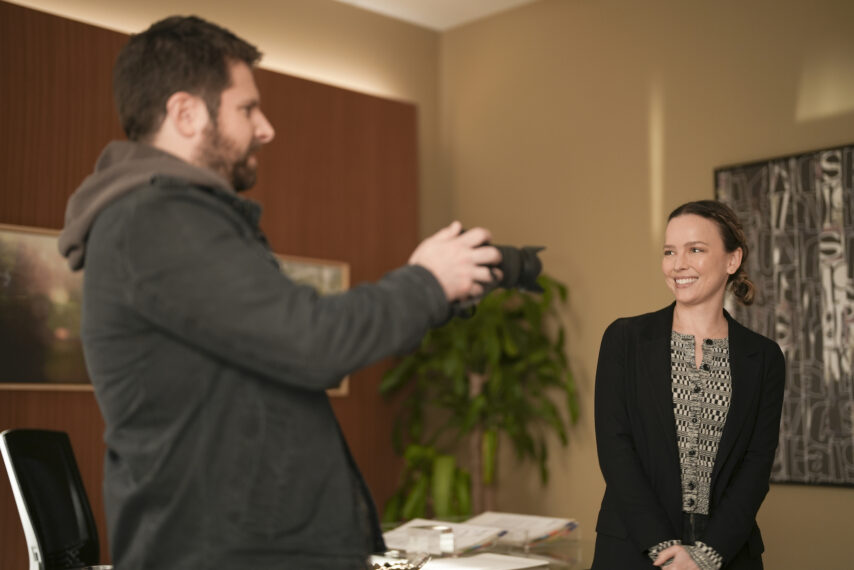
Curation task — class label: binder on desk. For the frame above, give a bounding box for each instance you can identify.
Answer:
[464,512,579,546]
[383,518,506,555]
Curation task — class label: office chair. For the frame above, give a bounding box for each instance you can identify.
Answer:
[0,429,112,570]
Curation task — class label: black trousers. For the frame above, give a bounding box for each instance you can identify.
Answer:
[591,512,763,569]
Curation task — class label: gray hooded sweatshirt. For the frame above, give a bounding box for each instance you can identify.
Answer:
[61,141,449,569]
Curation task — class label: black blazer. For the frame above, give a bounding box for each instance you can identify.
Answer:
[592,304,785,569]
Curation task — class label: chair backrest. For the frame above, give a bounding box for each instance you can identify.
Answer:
[0,429,101,570]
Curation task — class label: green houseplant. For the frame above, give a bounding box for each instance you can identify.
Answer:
[379,274,579,522]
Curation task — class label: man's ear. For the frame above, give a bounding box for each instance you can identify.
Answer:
[164,92,209,138]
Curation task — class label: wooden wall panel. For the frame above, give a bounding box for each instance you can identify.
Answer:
[0,1,416,567]
[0,2,127,229]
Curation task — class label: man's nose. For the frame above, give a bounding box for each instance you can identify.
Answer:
[255,111,275,144]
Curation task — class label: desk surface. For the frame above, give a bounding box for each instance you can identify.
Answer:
[490,537,595,569]
[379,520,595,570]
[371,538,595,570]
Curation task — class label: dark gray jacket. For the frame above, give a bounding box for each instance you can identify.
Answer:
[61,141,450,569]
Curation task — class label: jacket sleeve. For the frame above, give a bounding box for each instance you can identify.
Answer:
[118,185,449,390]
[594,319,678,552]
[701,340,786,561]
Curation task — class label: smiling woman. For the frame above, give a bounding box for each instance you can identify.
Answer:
[591,200,785,570]
[663,202,755,310]
[662,213,742,322]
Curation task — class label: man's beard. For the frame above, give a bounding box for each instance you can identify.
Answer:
[196,123,260,192]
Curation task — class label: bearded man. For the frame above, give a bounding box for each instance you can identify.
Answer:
[59,16,499,570]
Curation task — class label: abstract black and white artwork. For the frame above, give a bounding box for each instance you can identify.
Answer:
[716,143,854,486]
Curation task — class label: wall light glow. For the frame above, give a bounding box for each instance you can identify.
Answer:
[795,50,854,122]
[649,79,665,247]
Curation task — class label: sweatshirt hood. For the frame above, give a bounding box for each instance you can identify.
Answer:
[59,140,233,270]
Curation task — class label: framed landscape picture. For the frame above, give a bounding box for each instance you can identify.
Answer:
[275,253,351,396]
[0,223,351,397]
[0,224,87,389]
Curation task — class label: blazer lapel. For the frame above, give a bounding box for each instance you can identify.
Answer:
[712,311,761,482]
[639,304,680,466]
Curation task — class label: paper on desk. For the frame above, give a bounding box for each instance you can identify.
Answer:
[423,553,547,569]
[464,512,578,545]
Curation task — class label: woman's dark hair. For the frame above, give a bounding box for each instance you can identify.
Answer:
[668,200,755,306]
[113,16,262,141]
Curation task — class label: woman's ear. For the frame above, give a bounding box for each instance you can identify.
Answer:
[727,247,744,275]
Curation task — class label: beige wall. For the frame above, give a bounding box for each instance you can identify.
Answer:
[10,0,854,567]
[7,0,449,237]
[441,0,854,568]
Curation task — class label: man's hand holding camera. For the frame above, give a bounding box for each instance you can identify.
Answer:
[409,221,501,301]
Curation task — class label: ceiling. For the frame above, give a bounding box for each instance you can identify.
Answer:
[333,0,540,31]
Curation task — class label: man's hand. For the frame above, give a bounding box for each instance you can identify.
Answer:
[409,221,501,301]
[654,545,700,569]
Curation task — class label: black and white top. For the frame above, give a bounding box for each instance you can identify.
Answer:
[671,331,732,515]
[647,332,731,570]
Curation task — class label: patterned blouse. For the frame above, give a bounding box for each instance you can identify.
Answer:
[647,332,731,570]
[671,331,732,515]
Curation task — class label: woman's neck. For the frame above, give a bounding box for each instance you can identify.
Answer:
[672,302,728,339]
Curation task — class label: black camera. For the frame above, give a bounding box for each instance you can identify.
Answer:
[488,244,545,293]
[451,235,546,317]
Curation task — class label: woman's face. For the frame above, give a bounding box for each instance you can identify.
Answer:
[662,214,742,308]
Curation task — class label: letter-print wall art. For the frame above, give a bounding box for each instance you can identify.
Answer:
[716,143,854,486]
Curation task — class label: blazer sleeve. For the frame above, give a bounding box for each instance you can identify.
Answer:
[594,319,678,552]
[702,340,786,561]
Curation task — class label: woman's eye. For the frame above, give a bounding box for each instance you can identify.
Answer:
[663,250,674,256]
[690,247,704,253]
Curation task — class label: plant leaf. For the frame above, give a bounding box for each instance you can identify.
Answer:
[431,454,456,518]
[540,398,568,446]
[538,439,549,484]
[404,443,434,467]
[380,356,416,394]
[401,474,429,520]
[462,394,486,432]
[382,491,403,523]
[454,468,472,516]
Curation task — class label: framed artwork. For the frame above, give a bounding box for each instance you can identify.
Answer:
[715,143,854,486]
[0,223,351,397]
[0,224,87,390]
[276,253,350,296]
[275,253,351,396]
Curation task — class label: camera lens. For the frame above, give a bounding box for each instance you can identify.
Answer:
[493,245,544,292]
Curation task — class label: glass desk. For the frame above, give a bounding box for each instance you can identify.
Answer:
[489,537,594,569]
[373,537,595,570]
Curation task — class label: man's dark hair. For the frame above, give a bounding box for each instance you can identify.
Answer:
[113,16,262,141]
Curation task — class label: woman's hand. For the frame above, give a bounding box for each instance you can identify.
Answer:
[653,545,700,569]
